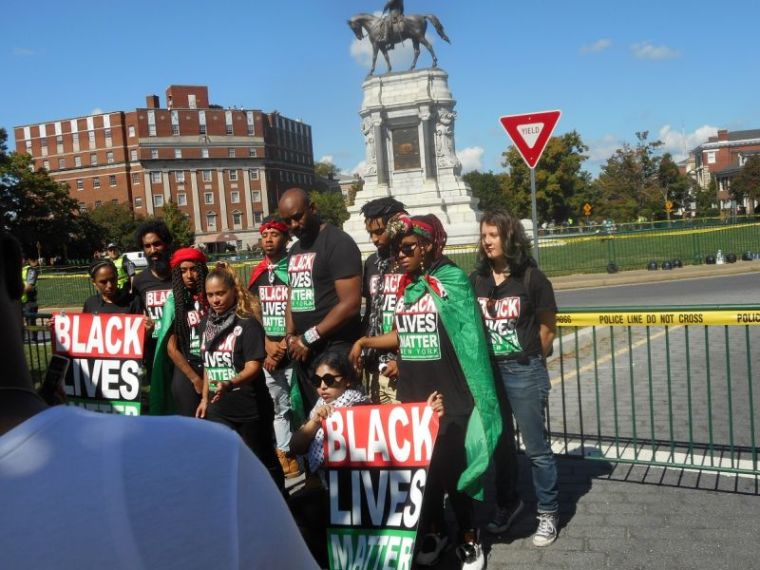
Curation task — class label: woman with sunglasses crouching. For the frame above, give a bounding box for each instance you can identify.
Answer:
[471,209,560,547]
[197,262,284,490]
[349,214,501,570]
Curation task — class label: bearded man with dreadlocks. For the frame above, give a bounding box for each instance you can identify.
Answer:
[358,196,407,404]
[350,214,502,570]
[150,247,209,416]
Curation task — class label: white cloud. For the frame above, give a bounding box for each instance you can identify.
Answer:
[631,41,680,60]
[581,39,612,54]
[350,160,367,176]
[12,47,35,57]
[90,107,103,115]
[586,135,622,164]
[457,146,484,173]
[318,155,334,165]
[657,124,719,160]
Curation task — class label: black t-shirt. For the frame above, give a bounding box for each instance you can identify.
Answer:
[132,269,172,339]
[82,293,142,314]
[362,253,403,335]
[394,289,474,417]
[201,315,271,422]
[287,224,362,343]
[469,267,557,360]
[250,266,289,341]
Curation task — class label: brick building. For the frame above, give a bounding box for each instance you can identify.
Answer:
[14,85,315,249]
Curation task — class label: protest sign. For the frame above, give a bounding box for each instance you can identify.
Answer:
[323,403,440,570]
[52,312,146,415]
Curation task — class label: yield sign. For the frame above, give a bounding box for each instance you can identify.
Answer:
[499,110,562,168]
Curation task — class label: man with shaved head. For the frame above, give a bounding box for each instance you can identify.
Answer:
[279,188,362,410]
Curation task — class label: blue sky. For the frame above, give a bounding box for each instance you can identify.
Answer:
[3,0,759,176]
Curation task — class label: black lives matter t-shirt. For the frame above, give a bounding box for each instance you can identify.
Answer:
[251,268,289,341]
[288,224,362,343]
[185,300,206,364]
[362,253,403,335]
[132,269,172,339]
[394,289,474,417]
[469,267,557,360]
[201,316,271,422]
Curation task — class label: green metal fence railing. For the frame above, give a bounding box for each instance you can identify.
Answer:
[549,306,760,478]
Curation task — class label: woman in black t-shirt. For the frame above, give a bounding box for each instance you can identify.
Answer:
[82,259,141,314]
[473,210,560,548]
[197,262,283,489]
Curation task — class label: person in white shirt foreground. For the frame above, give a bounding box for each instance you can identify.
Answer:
[0,232,318,570]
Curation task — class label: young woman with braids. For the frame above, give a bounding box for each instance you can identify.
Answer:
[198,262,284,489]
[350,214,502,570]
[150,248,209,416]
[82,259,141,314]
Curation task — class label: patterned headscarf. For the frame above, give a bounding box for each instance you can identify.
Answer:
[386,214,448,258]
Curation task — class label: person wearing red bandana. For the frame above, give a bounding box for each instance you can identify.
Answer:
[248,216,303,479]
[150,247,209,416]
[350,214,501,570]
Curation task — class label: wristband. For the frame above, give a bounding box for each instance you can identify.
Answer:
[302,326,321,347]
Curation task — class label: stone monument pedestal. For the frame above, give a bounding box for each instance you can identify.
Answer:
[343,68,481,252]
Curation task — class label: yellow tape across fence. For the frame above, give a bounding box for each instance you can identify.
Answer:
[556,310,760,327]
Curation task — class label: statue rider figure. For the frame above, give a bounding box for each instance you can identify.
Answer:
[379,0,404,46]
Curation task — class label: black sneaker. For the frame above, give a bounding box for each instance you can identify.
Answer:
[486,498,524,534]
[415,532,449,566]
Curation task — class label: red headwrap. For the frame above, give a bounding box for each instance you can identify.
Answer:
[170,247,208,269]
[259,220,289,235]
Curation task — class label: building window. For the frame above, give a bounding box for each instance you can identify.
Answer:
[42,160,50,171]
[130,149,138,162]
[150,171,161,183]
[200,124,207,135]
[95,200,102,208]
[88,131,96,145]
[128,125,135,137]
[175,171,185,183]
[106,151,114,164]
[131,173,141,184]
[104,128,112,139]
[247,111,255,136]
[251,190,261,203]
[249,147,257,157]
[135,197,143,208]
[57,141,64,154]
[109,175,117,186]
[707,151,716,165]
[204,192,214,204]
[174,148,182,159]
[228,169,238,181]
[151,148,159,159]
[249,168,259,180]
[149,124,157,136]
[148,110,156,136]
[90,153,98,166]
[72,133,80,151]
[254,212,263,224]
[230,190,240,203]
[232,211,242,226]
[199,110,206,134]
[228,148,236,158]
[201,148,209,158]
[225,111,233,135]
[58,158,66,170]
[74,156,82,167]
[111,199,118,205]
[104,129,112,147]
[188,94,197,109]
[41,141,48,157]
[207,212,217,230]
[154,194,164,208]
[199,170,212,183]
[76,179,84,190]
[93,177,101,189]
[177,193,187,206]
[171,111,179,135]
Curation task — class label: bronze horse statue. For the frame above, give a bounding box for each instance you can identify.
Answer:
[348,13,451,76]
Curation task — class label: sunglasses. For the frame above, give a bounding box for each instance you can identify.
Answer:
[310,373,344,388]
[397,242,420,256]
[486,286,498,318]
[281,210,305,224]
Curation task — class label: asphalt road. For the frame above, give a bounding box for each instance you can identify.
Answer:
[556,273,760,308]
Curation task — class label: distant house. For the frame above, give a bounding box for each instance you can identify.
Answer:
[315,172,362,206]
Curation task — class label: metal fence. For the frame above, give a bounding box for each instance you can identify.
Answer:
[22,312,53,389]
[547,306,760,477]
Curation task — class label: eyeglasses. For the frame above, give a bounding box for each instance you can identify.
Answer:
[486,286,498,318]
[281,211,305,224]
[397,242,419,256]
[310,373,344,388]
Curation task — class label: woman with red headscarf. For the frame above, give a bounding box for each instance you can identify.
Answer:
[350,214,502,570]
[150,247,209,416]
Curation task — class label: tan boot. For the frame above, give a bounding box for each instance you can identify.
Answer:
[277,449,302,479]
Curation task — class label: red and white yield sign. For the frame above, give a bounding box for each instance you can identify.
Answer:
[499,110,562,169]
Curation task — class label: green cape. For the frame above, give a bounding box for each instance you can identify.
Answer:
[402,260,503,500]
[149,291,177,415]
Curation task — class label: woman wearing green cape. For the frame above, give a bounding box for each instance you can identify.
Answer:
[350,214,501,570]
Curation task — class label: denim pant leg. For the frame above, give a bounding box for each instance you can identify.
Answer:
[498,356,559,513]
[265,364,295,452]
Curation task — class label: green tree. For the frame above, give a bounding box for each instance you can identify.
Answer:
[88,202,144,251]
[0,127,92,257]
[314,161,340,180]
[658,153,692,216]
[694,179,719,217]
[156,199,195,247]
[310,190,349,228]
[501,130,592,223]
[730,155,760,209]
[463,170,512,212]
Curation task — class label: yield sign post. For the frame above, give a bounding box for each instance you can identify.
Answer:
[499,110,562,266]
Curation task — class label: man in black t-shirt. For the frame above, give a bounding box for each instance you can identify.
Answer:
[359,197,407,404]
[279,188,362,410]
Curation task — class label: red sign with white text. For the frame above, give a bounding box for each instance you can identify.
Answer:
[499,110,562,168]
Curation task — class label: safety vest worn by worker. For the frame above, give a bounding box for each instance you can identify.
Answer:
[21,265,37,304]
[113,255,128,289]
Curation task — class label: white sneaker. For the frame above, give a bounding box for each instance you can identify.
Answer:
[456,530,485,570]
[415,533,449,566]
[532,512,559,547]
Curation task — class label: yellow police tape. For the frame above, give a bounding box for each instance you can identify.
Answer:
[556,310,760,327]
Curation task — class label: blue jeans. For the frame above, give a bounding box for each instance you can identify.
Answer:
[496,356,559,513]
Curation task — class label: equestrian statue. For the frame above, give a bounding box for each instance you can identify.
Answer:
[348,0,451,76]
